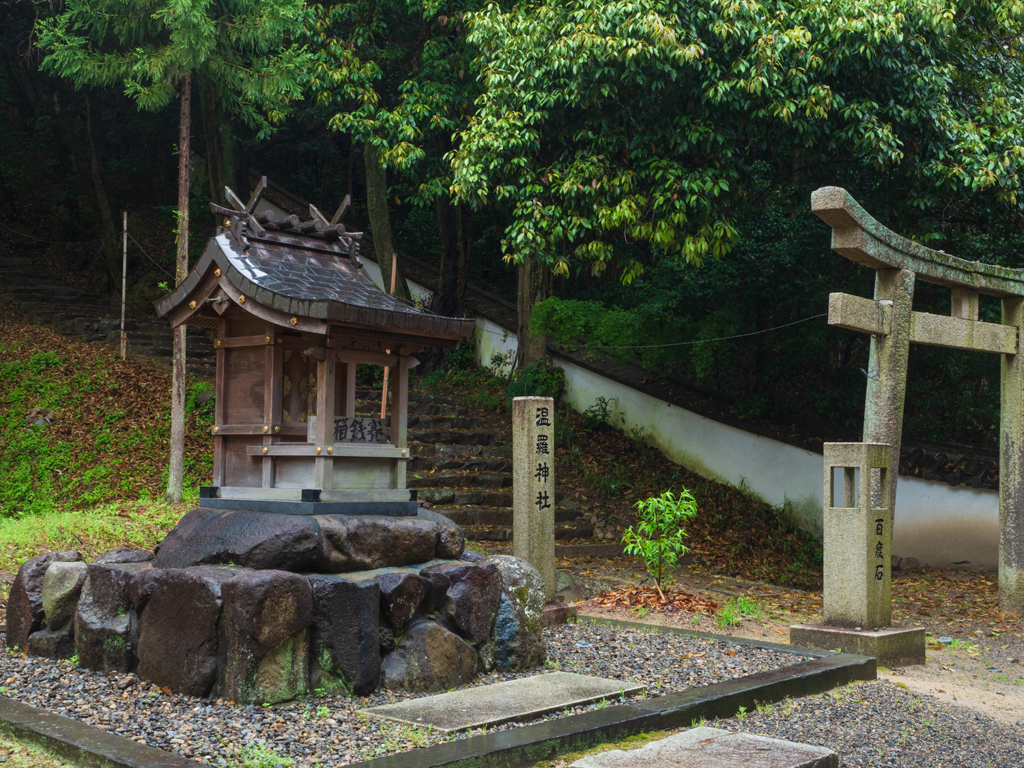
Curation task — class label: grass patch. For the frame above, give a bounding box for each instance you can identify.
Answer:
[714,595,765,628]
[0,728,74,767]
[0,501,184,574]
[0,321,214,517]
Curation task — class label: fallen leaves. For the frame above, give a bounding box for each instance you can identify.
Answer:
[588,585,718,614]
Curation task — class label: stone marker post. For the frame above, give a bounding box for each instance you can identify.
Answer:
[791,441,924,665]
[821,443,892,629]
[513,397,555,600]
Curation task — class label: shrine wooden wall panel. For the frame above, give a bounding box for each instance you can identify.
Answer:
[275,457,315,489]
[329,458,393,489]
[223,347,265,425]
[223,435,263,488]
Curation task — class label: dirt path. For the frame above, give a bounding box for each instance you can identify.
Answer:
[559,557,1024,725]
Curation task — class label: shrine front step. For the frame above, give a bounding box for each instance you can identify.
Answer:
[408,471,512,490]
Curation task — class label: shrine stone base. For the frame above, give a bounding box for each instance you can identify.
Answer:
[790,623,925,667]
[6,509,547,705]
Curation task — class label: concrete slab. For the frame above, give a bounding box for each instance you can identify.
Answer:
[363,672,645,733]
[790,623,925,667]
[571,727,838,768]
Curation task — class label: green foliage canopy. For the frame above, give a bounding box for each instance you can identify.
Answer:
[36,0,309,134]
[452,0,1024,280]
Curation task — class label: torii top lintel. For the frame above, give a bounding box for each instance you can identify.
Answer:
[812,186,1024,298]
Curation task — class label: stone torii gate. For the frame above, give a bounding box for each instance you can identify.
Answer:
[812,187,1024,619]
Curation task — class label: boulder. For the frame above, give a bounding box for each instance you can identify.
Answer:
[220,570,313,704]
[416,509,465,560]
[493,593,547,670]
[153,508,321,571]
[75,563,151,673]
[420,569,451,614]
[376,572,429,634]
[317,515,437,572]
[132,567,238,697]
[6,551,82,651]
[41,561,87,631]
[460,550,485,563]
[379,626,396,651]
[153,508,464,574]
[308,576,380,696]
[27,626,76,660]
[94,548,154,564]
[381,619,478,693]
[424,562,501,644]
[486,556,546,670]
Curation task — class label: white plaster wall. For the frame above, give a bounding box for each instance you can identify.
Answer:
[318,249,1000,568]
[555,358,826,537]
[893,477,998,569]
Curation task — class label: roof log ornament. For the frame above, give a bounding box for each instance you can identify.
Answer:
[154,177,475,514]
[809,187,1024,621]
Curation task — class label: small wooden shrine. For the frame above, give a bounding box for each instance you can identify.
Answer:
[155,178,475,514]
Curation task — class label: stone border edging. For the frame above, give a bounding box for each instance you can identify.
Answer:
[573,615,832,657]
[0,622,874,768]
[0,696,197,768]
[349,622,875,768]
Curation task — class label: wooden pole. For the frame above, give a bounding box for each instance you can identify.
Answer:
[380,252,397,420]
[120,210,127,360]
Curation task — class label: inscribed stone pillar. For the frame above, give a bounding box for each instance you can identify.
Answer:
[862,268,915,514]
[822,443,891,629]
[1000,297,1024,615]
[513,397,555,600]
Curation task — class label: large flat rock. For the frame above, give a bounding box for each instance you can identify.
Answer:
[363,671,645,733]
[152,508,465,573]
[571,727,837,768]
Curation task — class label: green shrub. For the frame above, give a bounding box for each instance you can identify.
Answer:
[622,489,698,597]
[504,363,566,403]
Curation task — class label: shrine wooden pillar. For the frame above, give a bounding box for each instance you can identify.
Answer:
[391,354,412,489]
[314,355,337,489]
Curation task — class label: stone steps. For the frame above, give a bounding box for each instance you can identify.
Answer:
[461,525,594,543]
[407,414,482,430]
[407,471,511,490]
[417,488,513,507]
[437,506,578,527]
[408,428,496,446]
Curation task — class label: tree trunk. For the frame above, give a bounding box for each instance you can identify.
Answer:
[434,197,458,317]
[166,73,191,505]
[517,256,551,367]
[83,93,120,290]
[201,82,238,207]
[50,89,118,292]
[364,140,411,303]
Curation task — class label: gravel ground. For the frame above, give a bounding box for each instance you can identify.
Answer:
[0,623,806,766]
[709,678,1024,768]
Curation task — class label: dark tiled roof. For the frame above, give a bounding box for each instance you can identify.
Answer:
[155,228,475,340]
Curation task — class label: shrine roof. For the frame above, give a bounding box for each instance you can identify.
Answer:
[154,184,475,343]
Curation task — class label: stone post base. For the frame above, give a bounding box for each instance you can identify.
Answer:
[790,623,925,667]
